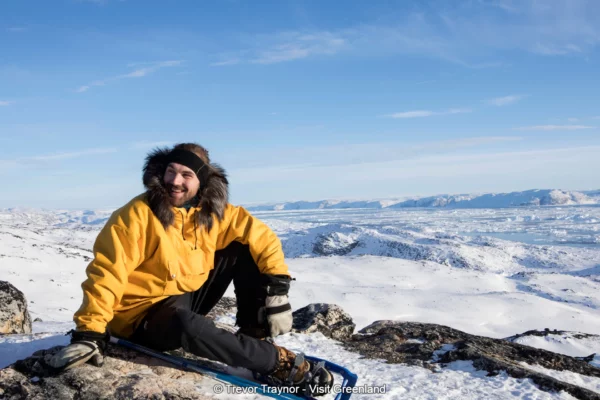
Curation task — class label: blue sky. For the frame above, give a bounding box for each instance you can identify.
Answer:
[1,0,599,209]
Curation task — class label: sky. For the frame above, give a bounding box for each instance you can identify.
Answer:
[0,0,599,209]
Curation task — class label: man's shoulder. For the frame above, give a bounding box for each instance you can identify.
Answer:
[107,193,152,227]
[223,203,253,216]
[128,193,151,211]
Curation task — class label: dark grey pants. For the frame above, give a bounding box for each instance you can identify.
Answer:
[131,241,278,374]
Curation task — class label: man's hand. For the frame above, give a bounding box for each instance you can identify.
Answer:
[45,330,108,371]
[265,294,293,337]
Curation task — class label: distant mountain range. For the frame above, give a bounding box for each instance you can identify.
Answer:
[244,189,600,211]
[2,190,598,222]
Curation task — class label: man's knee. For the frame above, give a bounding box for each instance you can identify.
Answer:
[175,307,213,339]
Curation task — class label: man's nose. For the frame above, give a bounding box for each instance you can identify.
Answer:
[168,173,184,186]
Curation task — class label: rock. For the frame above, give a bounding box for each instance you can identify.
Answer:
[345,321,600,400]
[33,318,43,323]
[5,297,598,399]
[312,233,360,256]
[206,298,360,341]
[505,328,598,341]
[0,343,216,399]
[204,296,237,333]
[292,303,355,341]
[0,281,32,334]
[204,296,237,322]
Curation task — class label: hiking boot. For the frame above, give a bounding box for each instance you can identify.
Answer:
[261,344,334,397]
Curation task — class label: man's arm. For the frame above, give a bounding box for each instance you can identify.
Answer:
[216,204,293,337]
[47,211,144,371]
[74,218,143,333]
[216,204,289,277]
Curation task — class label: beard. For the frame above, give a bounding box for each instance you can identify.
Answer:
[166,184,198,207]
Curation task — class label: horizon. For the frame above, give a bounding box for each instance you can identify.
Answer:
[1,186,598,212]
[1,0,599,209]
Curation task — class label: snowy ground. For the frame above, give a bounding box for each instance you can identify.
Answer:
[1,205,599,399]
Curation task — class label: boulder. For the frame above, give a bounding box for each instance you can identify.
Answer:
[292,303,355,341]
[0,281,32,334]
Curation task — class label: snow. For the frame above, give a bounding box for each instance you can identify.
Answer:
[1,201,600,399]
[244,189,598,211]
[508,332,600,367]
[520,362,600,395]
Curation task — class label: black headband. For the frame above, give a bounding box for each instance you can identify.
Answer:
[166,149,209,191]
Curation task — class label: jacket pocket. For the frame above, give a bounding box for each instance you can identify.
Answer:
[167,249,206,279]
[165,249,209,293]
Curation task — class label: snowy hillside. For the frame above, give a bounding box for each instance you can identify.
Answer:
[244,189,598,211]
[1,204,599,399]
[584,190,600,200]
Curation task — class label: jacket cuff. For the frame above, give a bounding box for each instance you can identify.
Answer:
[260,274,293,296]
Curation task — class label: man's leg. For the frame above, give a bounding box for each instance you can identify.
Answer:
[131,289,278,373]
[131,241,334,395]
[195,241,268,335]
[131,241,275,373]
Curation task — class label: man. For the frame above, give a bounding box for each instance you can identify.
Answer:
[48,143,334,395]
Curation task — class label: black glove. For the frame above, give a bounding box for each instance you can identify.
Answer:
[45,330,109,371]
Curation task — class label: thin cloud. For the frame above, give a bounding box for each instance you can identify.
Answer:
[76,60,182,93]
[0,148,118,173]
[223,136,521,170]
[230,145,600,186]
[210,59,240,67]
[486,94,526,106]
[387,108,472,119]
[0,159,19,169]
[251,32,346,64]
[76,0,120,4]
[131,141,173,150]
[215,1,599,67]
[0,101,13,106]
[27,148,117,161]
[389,110,434,119]
[479,0,520,13]
[514,125,595,131]
[7,27,27,33]
[212,32,347,66]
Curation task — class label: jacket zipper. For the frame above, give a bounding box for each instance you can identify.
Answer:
[179,209,198,249]
[178,210,185,240]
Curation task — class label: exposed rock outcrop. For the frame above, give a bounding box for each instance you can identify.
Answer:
[1,297,599,400]
[0,344,215,399]
[345,321,600,400]
[0,281,32,334]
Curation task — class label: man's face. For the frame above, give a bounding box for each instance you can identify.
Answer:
[163,162,201,207]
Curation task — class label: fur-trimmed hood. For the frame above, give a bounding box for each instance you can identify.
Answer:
[142,147,229,232]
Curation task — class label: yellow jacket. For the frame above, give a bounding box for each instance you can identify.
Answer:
[73,194,289,338]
